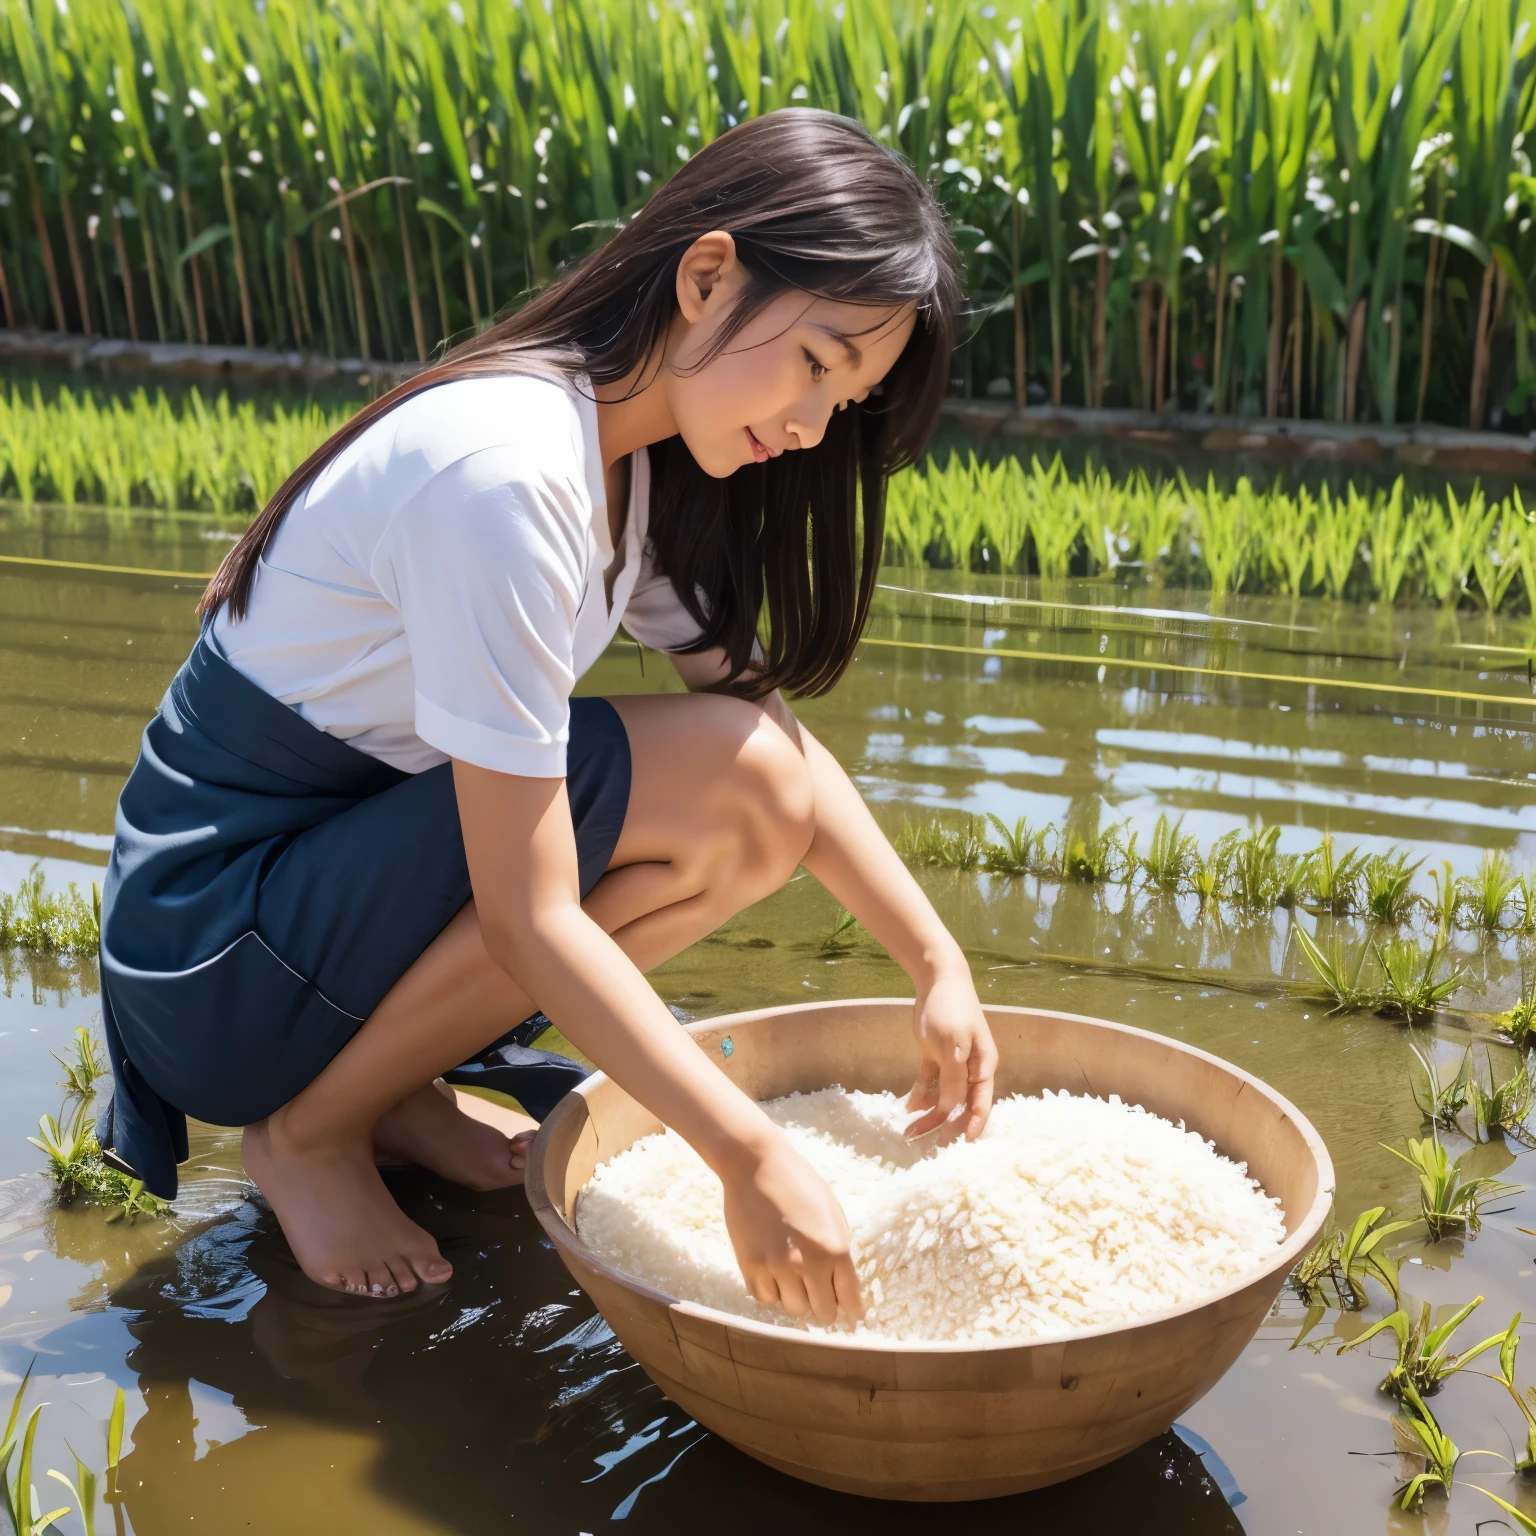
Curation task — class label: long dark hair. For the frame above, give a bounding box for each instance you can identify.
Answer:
[199,108,963,698]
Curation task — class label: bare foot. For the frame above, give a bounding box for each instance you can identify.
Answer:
[372,1082,536,1191]
[243,1110,453,1299]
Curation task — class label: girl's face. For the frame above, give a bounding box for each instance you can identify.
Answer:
[663,233,918,479]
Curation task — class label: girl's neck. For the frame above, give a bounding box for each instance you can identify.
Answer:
[592,353,677,474]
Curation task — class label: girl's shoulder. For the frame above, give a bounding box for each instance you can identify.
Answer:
[378,371,589,471]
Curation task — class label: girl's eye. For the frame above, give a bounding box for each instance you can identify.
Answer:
[804,350,827,382]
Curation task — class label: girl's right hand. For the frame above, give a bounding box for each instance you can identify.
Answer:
[720,1133,865,1326]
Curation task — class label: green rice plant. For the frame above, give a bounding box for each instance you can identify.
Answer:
[1469,1048,1536,1143]
[1459,850,1522,932]
[1374,938,1468,1023]
[1504,976,1536,1049]
[1,1366,124,1536]
[1138,813,1198,894]
[818,906,860,954]
[1408,1039,1473,1130]
[1226,825,1283,912]
[1290,1205,1411,1309]
[1189,831,1240,913]
[983,814,1054,878]
[28,1106,165,1221]
[1471,1487,1536,1532]
[51,1026,106,1100]
[1293,924,1379,1012]
[1514,870,1536,936]
[1339,1295,1506,1399]
[1390,1382,1483,1511]
[1427,860,1463,934]
[0,864,101,955]
[1361,850,1423,924]
[1469,1314,1536,1474]
[1304,835,1367,916]
[1060,808,1127,884]
[1383,1132,1523,1242]
[894,815,986,872]
[1,1363,72,1536]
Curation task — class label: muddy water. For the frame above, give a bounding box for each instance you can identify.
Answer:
[3,499,1536,1534]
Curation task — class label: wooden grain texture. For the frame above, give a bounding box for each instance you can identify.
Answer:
[526,999,1335,1502]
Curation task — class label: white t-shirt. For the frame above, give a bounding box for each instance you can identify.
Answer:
[211,373,705,777]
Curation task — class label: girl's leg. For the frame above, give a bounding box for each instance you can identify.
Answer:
[243,693,813,1298]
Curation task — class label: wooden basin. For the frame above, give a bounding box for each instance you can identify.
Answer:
[525,999,1334,1502]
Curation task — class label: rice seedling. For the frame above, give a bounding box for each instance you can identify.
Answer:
[1408,1039,1473,1131]
[28,1103,165,1221]
[0,863,101,955]
[1471,1488,1536,1532]
[1469,1313,1536,1473]
[51,1026,106,1099]
[1469,1048,1536,1143]
[1138,813,1198,894]
[1374,938,1468,1022]
[1290,1205,1411,1309]
[1060,808,1127,884]
[1293,925,1379,1012]
[1504,976,1536,1049]
[1383,1132,1523,1241]
[817,906,860,954]
[983,814,1054,879]
[1,1364,125,1536]
[1227,826,1283,912]
[1361,850,1423,924]
[1304,835,1367,916]
[893,815,986,872]
[1339,1295,1505,1399]
[1390,1382,1486,1511]
[1189,831,1240,913]
[1427,860,1462,934]
[1460,850,1522,933]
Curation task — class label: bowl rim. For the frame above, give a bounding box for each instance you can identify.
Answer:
[526,997,1338,1356]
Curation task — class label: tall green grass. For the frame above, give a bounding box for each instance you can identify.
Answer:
[1,0,1534,428]
[5,380,1536,609]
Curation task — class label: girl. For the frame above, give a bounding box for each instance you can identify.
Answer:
[98,108,998,1322]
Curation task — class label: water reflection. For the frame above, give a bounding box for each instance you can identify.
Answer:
[6,505,1536,1530]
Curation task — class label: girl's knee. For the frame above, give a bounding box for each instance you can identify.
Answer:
[725,707,815,886]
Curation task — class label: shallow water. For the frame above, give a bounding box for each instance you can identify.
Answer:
[3,498,1536,1533]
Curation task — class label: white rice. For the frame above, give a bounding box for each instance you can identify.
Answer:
[574,1087,1287,1343]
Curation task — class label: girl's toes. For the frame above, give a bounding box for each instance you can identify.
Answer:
[329,1267,367,1296]
[364,1266,400,1299]
[386,1258,419,1294]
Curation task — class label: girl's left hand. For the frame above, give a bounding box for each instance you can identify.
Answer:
[904,969,998,1142]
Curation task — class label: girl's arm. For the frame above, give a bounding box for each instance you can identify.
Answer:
[454,760,864,1325]
[668,651,998,1141]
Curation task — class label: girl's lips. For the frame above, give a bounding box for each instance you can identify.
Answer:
[746,426,773,463]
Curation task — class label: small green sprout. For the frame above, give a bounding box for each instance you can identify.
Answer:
[1460,849,1521,932]
[1391,1381,1490,1510]
[1339,1295,1506,1398]
[817,907,860,954]
[1373,938,1466,1021]
[51,1026,106,1100]
[1362,849,1423,923]
[1293,924,1377,1012]
[1470,1048,1536,1143]
[1138,812,1198,893]
[1408,1039,1473,1131]
[984,814,1053,878]
[1383,1132,1523,1241]
[1290,1205,1410,1309]
[1305,834,1366,915]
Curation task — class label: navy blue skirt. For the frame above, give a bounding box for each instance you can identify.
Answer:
[97,630,631,1198]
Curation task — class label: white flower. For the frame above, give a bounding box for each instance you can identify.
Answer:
[244,64,260,86]
[110,107,125,123]
[302,118,316,138]
[201,46,215,63]
[208,130,221,145]
[636,169,652,184]
[469,161,483,180]
[607,123,617,145]
[622,82,635,112]
[448,0,465,19]
[248,149,262,164]
[86,213,100,239]
[330,226,341,241]
[417,141,432,154]
[188,87,209,109]
[0,83,19,109]
[677,144,688,159]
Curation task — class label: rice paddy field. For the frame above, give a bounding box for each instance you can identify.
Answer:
[4,0,1536,428]
[1,393,1536,1532]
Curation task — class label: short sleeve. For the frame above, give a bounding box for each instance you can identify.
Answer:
[372,446,590,776]
[620,542,708,654]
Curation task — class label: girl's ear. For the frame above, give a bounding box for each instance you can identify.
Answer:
[675,230,739,320]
